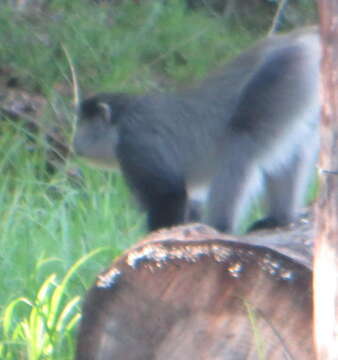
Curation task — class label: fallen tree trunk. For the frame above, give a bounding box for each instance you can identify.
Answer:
[76,221,314,360]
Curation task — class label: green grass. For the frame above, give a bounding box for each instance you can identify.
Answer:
[0,0,316,358]
[0,0,257,95]
[0,119,144,358]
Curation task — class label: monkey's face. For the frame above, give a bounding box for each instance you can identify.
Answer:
[73,109,120,170]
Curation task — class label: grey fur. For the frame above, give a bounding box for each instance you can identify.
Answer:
[73,26,321,233]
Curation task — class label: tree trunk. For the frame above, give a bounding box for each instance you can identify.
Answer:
[314,1,338,358]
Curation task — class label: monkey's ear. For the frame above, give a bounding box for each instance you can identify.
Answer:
[98,102,112,124]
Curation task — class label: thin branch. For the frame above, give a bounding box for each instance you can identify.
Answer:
[268,0,289,36]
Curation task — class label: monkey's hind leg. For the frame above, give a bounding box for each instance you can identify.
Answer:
[250,137,318,231]
[207,149,261,234]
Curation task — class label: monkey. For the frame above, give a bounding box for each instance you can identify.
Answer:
[73,26,321,233]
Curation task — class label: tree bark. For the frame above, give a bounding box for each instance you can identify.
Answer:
[315,1,338,358]
[76,222,315,360]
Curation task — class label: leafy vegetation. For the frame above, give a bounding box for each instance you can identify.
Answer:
[0,0,316,358]
[0,0,257,96]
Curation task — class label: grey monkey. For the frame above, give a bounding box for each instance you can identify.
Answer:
[73,27,321,233]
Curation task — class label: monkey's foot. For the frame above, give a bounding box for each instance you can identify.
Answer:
[248,217,292,232]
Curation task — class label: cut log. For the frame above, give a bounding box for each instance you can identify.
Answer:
[76,223,314,360]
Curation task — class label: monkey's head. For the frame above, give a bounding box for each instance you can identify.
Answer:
[73,93,129,169]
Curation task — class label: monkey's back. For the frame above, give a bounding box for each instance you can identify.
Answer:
[117,27,320,183]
